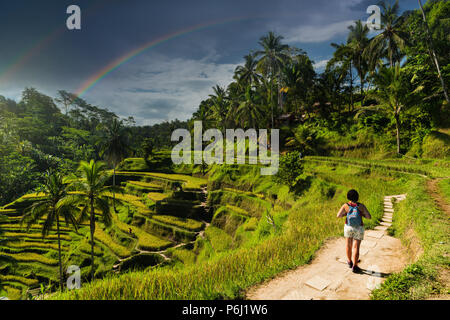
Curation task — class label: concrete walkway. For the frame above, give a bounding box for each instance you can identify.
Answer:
[246,195,408,300]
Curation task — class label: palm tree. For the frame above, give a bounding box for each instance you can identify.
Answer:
[363,65,416,153]
[235,53,262,87]
[256,31,290,127]
[330,42,356,111]
[347,20,370,102]
[69,160,115,281]
[208,85,229,132]
[97,118,129,212]
[236,85,265,129]
[280,54,316,114]
[417,0,449,103]
[22,171,79,291]
[367,0,408,68]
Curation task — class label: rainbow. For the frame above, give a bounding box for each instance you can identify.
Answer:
[0,28,64,85]
[74,16,255,98]
[0,0,112,85]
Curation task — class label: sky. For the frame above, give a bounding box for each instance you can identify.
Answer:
[0,0,418,125]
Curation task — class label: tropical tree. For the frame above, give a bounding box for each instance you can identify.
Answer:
[235,85,265,129]
[192,99,212,128]
[54,90,77,116]
[22,171,79,291]
[367,0,409,68]
[69,160,115,281]
[234,53,262,87]
[208,85,229,132]
[417,0,449,102]
[97,118,129,212]
[256,31,290,127]
[140,137,154,162]
[280,54,316,114]
[364,65,417,153]
[347,20,370,101]
[285,125,324,156]
[329,42,356,111]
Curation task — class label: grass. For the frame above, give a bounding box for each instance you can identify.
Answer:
[204,226,233,252]
[304,156,450,178]
[147,192,170,202]
[144,219,197,243]
[111,193,152,216]
[94,224,132,258]
[116,171,207,190]
[110,211,172,251]
[52,162,406,300]
[2,232,71,241]
[2,252,58,266]
[3,241,68,252]
[211,206,248,236]
[0,274,39,287]
[371,177,450,299]
[3,157,446,300]
[127,180,161,189]
[0,223,71,233]
[437,178,450,204]
[117,158,150,171]
[151,215,204,232]
[208,190,271,219]
[2,286,22,300]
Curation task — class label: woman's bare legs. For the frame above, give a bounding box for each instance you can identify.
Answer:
[352,239,361,267]
[346,237,353,263]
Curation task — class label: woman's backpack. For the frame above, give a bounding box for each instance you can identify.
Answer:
[346,202,363,227]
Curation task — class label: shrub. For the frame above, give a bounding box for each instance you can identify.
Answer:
[274,151,305,192]
[421,130,450,159]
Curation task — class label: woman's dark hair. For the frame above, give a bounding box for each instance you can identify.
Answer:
[347,189,359,202]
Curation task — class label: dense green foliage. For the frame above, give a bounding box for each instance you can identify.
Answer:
[0,0,449,301]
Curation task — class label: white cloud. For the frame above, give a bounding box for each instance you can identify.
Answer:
[313,59,329,71]
[84,54,240,126]
[284,20,355,43]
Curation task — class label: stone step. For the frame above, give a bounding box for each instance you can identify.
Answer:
[304,276,331,291]
[365,230,384,239]
[361,239,377,249]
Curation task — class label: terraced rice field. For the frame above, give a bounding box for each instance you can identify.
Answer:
[0,166,210,299]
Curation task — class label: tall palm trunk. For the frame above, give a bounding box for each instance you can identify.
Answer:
[389,48,393,69]
[395,113,401,154]
[56,210,63,292]
[113,166,117,213]
[269,64,274,129]
[418,0,449,103]
[359,56,365,104]
[89,197,95,281]
[349,61,354,112]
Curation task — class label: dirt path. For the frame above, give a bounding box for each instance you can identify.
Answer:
[426,179,450,216]
[246,195,409,300]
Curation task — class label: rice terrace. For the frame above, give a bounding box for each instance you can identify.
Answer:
[0,0,449,303]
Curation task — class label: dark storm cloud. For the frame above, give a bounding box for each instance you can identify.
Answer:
[0,0,418,124]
